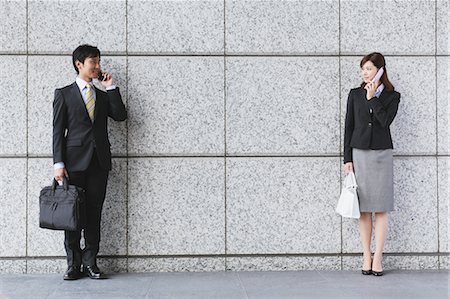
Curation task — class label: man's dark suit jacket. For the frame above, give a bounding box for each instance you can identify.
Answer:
[53,82,127,172]
[344,87,401,164]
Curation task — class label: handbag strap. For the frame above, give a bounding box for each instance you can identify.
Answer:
[345,172,357,188]
[51,176,69,192]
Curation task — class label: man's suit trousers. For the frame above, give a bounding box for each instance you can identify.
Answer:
[64,150,109,267]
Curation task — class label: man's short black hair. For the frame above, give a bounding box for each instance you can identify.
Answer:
[72,44,101,74]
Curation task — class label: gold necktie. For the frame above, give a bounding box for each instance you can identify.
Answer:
[85,83,95,122]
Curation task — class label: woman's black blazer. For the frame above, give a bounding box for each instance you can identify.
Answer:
[344,87,401,164]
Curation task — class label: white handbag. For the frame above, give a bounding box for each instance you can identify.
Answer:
[336,172,360,219]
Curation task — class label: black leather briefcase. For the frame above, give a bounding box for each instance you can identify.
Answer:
[39,177,86,231]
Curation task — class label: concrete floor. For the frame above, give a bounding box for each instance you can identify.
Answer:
[0,270,448,299]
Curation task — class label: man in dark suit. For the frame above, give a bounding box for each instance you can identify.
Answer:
[53,44,127,280]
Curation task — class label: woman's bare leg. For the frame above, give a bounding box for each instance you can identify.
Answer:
[373,212,389,272]
[359,212,373,270]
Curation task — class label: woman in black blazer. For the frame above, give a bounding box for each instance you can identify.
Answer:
[344,52,400,276]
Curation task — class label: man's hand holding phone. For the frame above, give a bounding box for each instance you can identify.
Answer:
[98,70,114,88]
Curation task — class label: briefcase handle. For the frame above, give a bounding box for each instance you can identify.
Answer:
[52,176,69,192]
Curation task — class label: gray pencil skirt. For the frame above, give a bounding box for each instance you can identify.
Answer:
[352,148,394,212]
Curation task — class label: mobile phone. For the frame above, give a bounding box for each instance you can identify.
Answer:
[98,70,104,81]
[372,67,384,83]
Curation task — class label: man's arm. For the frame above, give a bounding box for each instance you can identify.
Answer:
[107,87,127,121]
[53,89,68,180]
[100,72,127,121]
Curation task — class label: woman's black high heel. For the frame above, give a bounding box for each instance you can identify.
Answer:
[361,257,372,275]
[372,256,384,276]
[372,270,384,276]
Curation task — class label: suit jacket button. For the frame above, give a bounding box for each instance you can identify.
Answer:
[368,123,372,127]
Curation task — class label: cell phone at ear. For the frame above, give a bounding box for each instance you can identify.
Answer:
[98,70,104,81]
[372,67,384,83]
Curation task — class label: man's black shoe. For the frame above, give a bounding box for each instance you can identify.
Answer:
[84,265,107,279]
[63,266,82,280]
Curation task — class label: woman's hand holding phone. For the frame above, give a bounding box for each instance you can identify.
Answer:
[365,81,377,100]
[365,67,384,100]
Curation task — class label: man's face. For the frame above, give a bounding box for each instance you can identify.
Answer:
[77,56,101,79]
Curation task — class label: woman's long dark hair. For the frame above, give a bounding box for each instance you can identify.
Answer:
[360,52,395,91]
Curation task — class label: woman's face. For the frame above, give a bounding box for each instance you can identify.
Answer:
[361,61,378,83]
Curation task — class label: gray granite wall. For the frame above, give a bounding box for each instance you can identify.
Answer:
[0,0,448,273]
